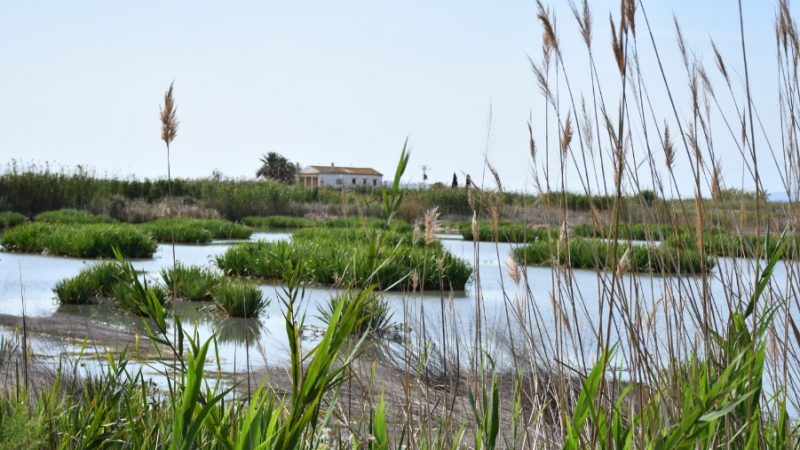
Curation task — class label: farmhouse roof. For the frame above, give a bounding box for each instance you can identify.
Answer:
[300,165,383,176]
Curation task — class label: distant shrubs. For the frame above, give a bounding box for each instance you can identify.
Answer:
[139,218,251,243]
[667,231,800,259]
[0,211,26,229]
[1,223,157,258]
[513,238,713,274]
[211,280,268,318]
[241,215,414,233]
[34,208,115,224]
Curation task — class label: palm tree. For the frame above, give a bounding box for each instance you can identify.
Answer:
[256,152,296,183]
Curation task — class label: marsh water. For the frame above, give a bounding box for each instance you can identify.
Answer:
[0,231,797,382]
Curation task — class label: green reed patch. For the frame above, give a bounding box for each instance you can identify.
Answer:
[241,215,315,229]
[161,264,221,301]
[0,211,26,229]
[513,237,713,274]
[54,262,125,304]
[215,233,471,290]
[1,223,157,258]
[666,231,800,259]
[139,218,252,243]
[460,221,557,243]
[212,280,268,318]
[34,208,116,224]
[317,290,401,340]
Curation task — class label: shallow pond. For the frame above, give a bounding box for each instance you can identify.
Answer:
[1,230,797,387]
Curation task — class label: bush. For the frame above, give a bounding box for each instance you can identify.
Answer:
[212,280,268,318]
[161,264,221,301]
[1,223,157,258]
[54,262,130,304]
[35,208,115,224]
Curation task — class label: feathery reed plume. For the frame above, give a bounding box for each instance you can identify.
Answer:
[674,16,689,69]
[616,245,632,277]
[506,257,521,285]
[487,161,504,194]
[710,40,730,82]
[610,15,625,74]
[160,83,178,146]
[537,1,558,52]
[560,112,573,157]
[569,0,592,47]
[580,97,594,151]
[623,0,636,36]
[664,122,675,169]
[412,223,422,246]
[711,159,722,200]
[423,206,442,246]
[528,118,537,162]
[471,211,479,243]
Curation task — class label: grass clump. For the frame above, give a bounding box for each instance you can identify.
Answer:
[216,235,471,290]
[513,237,713,274]
[241,215,314,229]
[53,262,124,304]
[0,211,26,229]
[139,218,251,243]
[317,290,401,340]
[211,280,267,317]
[460,221,557,243]
[34,208,115,224]
[1,223,157,258]
[161,264,221,301]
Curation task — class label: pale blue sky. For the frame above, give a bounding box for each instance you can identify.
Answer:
[0,1,788,195]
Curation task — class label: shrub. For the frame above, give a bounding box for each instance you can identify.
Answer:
[1,223,157,258]
[35,208,116,224]
[212,280,268,318]
[0,211,26,229]
[161,264,221,301]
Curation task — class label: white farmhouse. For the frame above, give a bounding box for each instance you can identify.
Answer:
[297,164,383,188]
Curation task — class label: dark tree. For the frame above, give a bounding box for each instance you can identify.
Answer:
[256,152,297,183]
[465,174,472,188]
[451,173,458,188]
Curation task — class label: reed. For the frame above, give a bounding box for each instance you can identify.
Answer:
[53,262,123,304]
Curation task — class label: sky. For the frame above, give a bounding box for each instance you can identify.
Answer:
[0,1,791,196]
